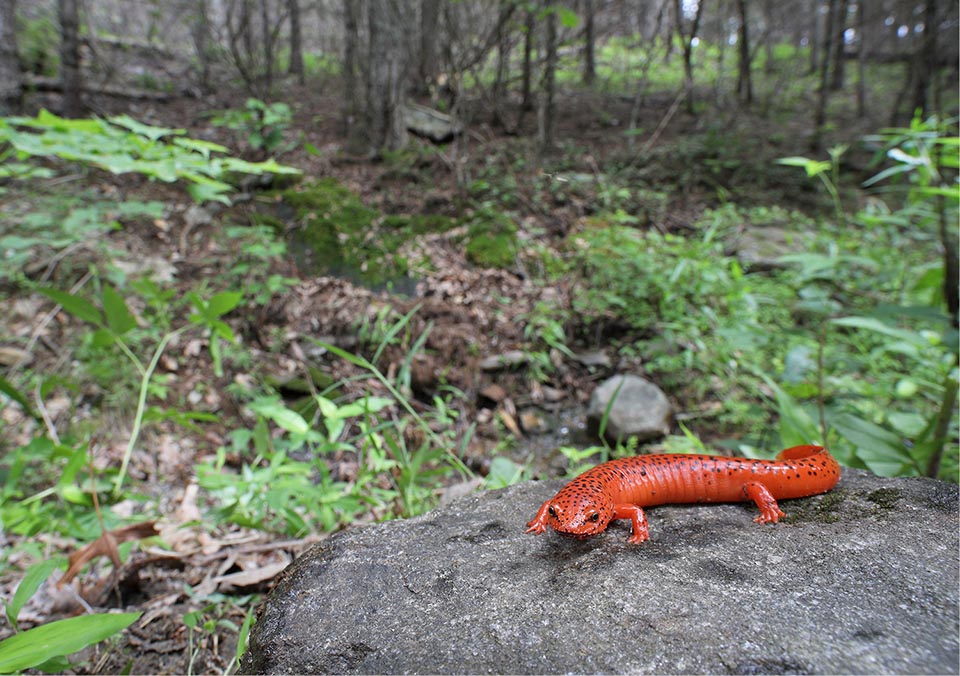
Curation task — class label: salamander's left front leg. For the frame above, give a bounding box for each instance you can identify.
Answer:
[525,500,551,535]
[614,504,650,544]
[743,482,786,524]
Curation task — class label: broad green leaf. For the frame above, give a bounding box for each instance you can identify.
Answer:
[102,285,136,335]
[221,157,302,175]
[172,136,229,157]
[108,114,183,141]
[0,612,140,673]
[5,559,63,630]
[206,291,243,318]
[186,181,233,205]
[38,288,103,326]
[831,413,914,476]
[250,398,309,436]
[556,6,579,27]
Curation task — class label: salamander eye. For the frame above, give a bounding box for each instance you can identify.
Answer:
[548,506,557,518]
[588,513,600,522]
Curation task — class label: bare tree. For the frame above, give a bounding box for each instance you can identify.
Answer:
[225,0,289,97]
[828,0,847,90]
[812,0,837,149]
[288,0,304,84]
[341,0,366,150]
[0,0,21,113]
[418,0,440,96]
[188,0,215,93]
[583,0,596,85]
[366,0,407,155]
[910,0,940,116]
[520,7,535,113]
[537,1,557,157]
[673,0,706,114]
[59,0,83,116]
[735,0,752,104]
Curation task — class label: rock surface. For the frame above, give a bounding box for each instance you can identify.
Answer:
[586,374,673,442]
[242,469,958,675]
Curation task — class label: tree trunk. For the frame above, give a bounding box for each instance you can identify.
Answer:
[341,0,363,145]
[812,0,836,150]
[855,0,865,117]
[736,0,753,104]
[828,0,846,90]
[492,0,510,128]
[910,0,939,115]
[0,0,21,113]
[288,0,304,84]
[537,2,557,158]
[188,0,214,93]
[583,0,595,85]
[674,0,705,114]
[417,0,440,97]
[521,8,535,113]
[762,0,774,75]
[58,0,83,117]
[366,0,407,156]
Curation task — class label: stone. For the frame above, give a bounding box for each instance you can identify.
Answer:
[731,225,813,272]
[241,470,959,675]
[479,350,529,372]
[586,374,672,442]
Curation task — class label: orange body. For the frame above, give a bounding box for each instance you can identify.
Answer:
[525,445,841,544]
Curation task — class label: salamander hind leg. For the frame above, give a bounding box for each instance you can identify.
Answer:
[743,482,786,524]
[614,504,650,544]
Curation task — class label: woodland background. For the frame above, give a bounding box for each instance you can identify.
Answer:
[0,0,957,673]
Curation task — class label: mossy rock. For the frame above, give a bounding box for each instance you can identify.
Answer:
[464,209,518,268]
[277,179,456,287]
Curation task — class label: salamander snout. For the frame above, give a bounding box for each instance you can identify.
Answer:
[548,499,612,538]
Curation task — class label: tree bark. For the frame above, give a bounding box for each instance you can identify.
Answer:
[341,0,363,144]
[812,0,836,149]
[520,8,535,113]
[188,0,214,93]
[492,0,510,128]
[366,0,407,156]
[855,0,865,117]
[828,0,846,90]
[674,0,705,114]
[0,0,21,113]
[736,0,752,104]
[58,0,83,117]
[288,0,304,83]
[910,0,939,116]
[583,0,595,85]
[417,0,440,97]
[537,1,557,158]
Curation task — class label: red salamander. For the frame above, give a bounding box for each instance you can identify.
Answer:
[526,444,841,544]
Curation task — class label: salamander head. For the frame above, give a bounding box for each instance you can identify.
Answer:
[542,485,615,539]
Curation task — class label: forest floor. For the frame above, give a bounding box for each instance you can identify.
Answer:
[1,80,881,674]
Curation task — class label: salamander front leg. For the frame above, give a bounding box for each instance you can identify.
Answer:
[614,504,650,544]
[743,482,786,524]
[525,500,552,535]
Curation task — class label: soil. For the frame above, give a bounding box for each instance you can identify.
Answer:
[0,78,859,674]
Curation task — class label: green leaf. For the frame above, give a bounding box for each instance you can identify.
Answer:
[831,316,928,348]
[5,559,64,631]
[108,115,182,141]
[0,374,36,418]
[250,398,310,436]
[831,413,914,476]
[206,291,243,318]
[102,285,136,335]
[0,612,140,673]
[556,6,579,27]
[777,156,830,177]
[38,288,103,326]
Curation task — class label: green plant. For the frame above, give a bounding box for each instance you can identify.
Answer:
[0,110,300,204]
[0,612,140,673]
[209,98,295,154]
[37,282,242,495]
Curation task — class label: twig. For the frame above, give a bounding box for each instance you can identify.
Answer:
[639,87,687,157]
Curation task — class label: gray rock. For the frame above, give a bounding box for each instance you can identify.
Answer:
[731,226,814,272]
[242,470,959,675]
[402,102,462,144]
[587,374,673,442]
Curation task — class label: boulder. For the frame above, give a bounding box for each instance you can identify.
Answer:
[241,469,959,675]
[586,374,673,442]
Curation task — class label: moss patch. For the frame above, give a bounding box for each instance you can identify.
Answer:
[275,179,454,288]
[464,208,518,268]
